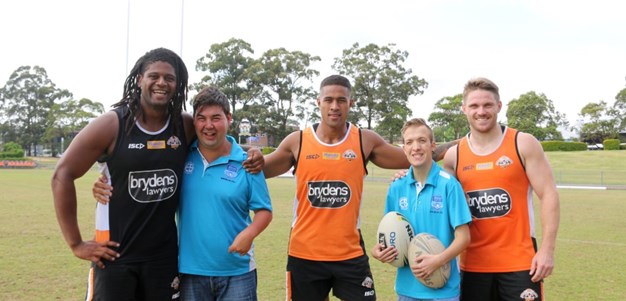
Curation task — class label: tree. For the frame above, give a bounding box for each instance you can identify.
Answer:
[250,48,320,144]
[44,98,104,156]
[193,38,264,138]
[506,91,568,141]
[428,94,468,141]
[0,66,72,155]
[614,85,626,133]
[332,43,428,142]
[577,100,619,144]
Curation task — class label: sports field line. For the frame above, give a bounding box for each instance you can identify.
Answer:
[557,185,607,190]
[557,238,626,247]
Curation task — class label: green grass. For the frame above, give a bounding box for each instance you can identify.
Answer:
[1,151,625,300]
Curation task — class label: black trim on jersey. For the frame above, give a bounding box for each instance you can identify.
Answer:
[357,127,368,175]
[513,130,526,171]
[293,129,303,175]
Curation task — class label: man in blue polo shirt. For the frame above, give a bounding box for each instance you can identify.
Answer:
[177,86,273,300]
[372,118,471,301]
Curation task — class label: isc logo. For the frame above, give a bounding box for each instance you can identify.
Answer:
[128,143,145,149]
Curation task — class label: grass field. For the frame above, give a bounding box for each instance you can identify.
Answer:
[1,152,625,300]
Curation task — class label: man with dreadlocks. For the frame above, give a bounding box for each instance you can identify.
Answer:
[52,47,189,300]
[52,48,262,300]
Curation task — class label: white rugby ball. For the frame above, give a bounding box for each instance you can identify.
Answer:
[408,232,451,289]
[376,211,414,267]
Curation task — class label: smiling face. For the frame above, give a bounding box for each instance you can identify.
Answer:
[193,104,232,152]
[402,124,436,169]
[317,84,354,128]
[462,89,502,134]
[137,61,177,110]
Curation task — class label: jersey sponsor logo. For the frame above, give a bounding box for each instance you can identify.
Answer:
[128,169,178,203]
[128,143,145,149]
[305,153,320,160]
[342,149,357,161]
[147,140,166,149]
[476,162,493,170]
[306,181,350,208]
[167,136,182,150]
[496,155,513,168]
[466,188,511,219]
[431,195,443,212]
[322,152,340,160]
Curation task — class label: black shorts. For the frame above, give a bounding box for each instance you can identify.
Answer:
[87,257,179,301]
[461,270,543,301]
[286,255,376,301]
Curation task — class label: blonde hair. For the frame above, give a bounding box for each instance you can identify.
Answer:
[463,77,500,102]
[401,118,434,142]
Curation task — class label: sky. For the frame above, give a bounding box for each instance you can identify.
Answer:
[1,0,625,138]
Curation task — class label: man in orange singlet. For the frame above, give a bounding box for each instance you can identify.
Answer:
[442,77,560,301]
[263,75,452,301]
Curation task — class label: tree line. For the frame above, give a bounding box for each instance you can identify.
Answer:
[1,38,625,156]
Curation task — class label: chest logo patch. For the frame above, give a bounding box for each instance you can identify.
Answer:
[496,155,513,168]
[307,181,351,208]
[128,169,178,203]
[167,136,182,150]
[466,188,511,219]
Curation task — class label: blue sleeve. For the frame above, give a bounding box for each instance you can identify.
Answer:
[247,171,272,212]
[384,180,400,214]
[447,178,472,229]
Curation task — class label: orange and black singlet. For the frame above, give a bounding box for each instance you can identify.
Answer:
[456,127,537,272]
[289,123,368,261]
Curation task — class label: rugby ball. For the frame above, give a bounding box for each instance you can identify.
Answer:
[408,232,451,289]
[376,211,414,267]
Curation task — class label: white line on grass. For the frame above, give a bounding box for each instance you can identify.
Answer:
[558,238,626,247]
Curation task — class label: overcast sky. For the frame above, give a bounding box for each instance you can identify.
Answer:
[1,0,625,137]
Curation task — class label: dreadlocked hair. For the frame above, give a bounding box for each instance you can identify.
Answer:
[112,47,189,137]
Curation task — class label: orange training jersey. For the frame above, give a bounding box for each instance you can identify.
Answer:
[290,123,368,261]
[456,127,537,272]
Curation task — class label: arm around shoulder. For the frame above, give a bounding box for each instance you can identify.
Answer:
[362,129,410,170]
[263,131,299,178]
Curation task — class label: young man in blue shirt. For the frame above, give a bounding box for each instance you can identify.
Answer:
[177,86,273,300]
[372,118,471,301]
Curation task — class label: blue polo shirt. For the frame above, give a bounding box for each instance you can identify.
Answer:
[385,161,471,299]
[178,136,272,276]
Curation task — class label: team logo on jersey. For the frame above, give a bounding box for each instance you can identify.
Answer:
[466,188,511,219]
[305,154,320,160]
[476,162,493,170]
[322,152,340,160]
[223,163,238,179]
[167,136,182,150]
[128,143,145,149]
[306,181,351,208]
[147,140,166,149]
[128,169,178,203]
[431,195,443,212]
[342,149,357,161]
[520,288,539,300]
[496,155,513,168]
[184,162,194,174]
[399,197,408,210]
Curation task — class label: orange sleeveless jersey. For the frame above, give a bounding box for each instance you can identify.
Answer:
[456,127,537,272]
[290,124,367,261]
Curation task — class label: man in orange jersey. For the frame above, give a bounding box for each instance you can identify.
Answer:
[442,77,560,301]
[263,75,454,301]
